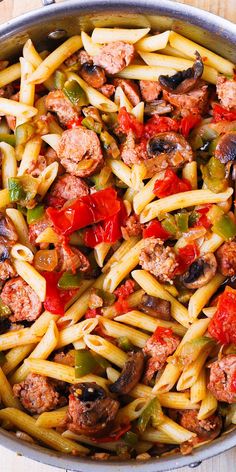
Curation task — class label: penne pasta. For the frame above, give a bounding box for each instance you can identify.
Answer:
[0,328,41,351]
[0,97,37,119]
[17,136,42,176]
[37,162,59,198]
[0,368,22,409]
[176,349,211,391]
[131,101,144,123]
[36,406,68,429]
[13,259,46,302]
[116,398,148,423]
[197,390,218,420]
[107,158,132,187]
[135,31,170,52]
[10,243,34,262]
[140,188,233,223]
[35,227,60,244]
[114,86,133,112]
[182,161,198,190]
[92,27,150,44]
[0,63,21,88]
[17,57,35,127]
[99,316,149,348]
[131,163,147,190]
[6,208,34,251]
[133,172,161,215]
[0,188,10,208]
[188,273,225,321]
[0,142,17,188]
[102,237,140,273]
[190,368,207,404]
[158,415,196,443]
[115,310,187,337]
[115,65,176,81]
[200,232,224,255]
[81,31,102,56]
[23,39,54,90]
[141,428,179,444]
[84,334,128,368]
[67,72,118,112]
[94,242,111,268]
[41,133,61,152]
[56,318,98,349]
[2,344,35,376]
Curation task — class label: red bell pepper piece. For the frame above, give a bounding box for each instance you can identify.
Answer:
[91,423,131,443]
[113,279,135,315]
[143,219,170,240]
[179,115,202,138]
[42,271,77,315]
[118,107,144,138]
[143,115,179,139]
[47,187,120,236]
[153,168,192,198]
[66,116,83,128]
[212,104,236,123]
[174,242,199,275]
[208,286,236,345]
[152,326,174,344]
[194,205,212,230]
[84,201,127,248]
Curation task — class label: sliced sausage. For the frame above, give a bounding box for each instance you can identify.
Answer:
[47,174,89,208]
[94,41,135,75]
[121,214,142,240]
[66,383,120,435]
[56,245,90,272]
[216,76,236,110]
[121,130,147,166]
[208,355,236,403]
[174,409,222,441]
[143,328,180,384]
[64,50,92,68]
[53,350,75,367]
[80,62,106,89]
[1,276,42,323]
[0,259,16,281]
[45,90,80,127]
[113,78,141,106]
[139,80,162,102]
[13,373,62,414]
[109,351,144,394]
[139,238,178,283]
[98,83,115,98]
[163,81,208,117]
[216,241,236,277]
[29,215,52,246]
[57,127,104,177]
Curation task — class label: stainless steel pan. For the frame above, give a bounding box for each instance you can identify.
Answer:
[0,0,236,469]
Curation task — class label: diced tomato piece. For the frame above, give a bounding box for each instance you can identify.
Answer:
[91,423,131,443]
[114,279,135,299]
[174,242,200,275]
[143,220,170,240]
[208,286,236,345]
[212,104,236,123]
[153,168,192,198]
[84,201,127,248]
[118,107,144,138]
[42,271,77,315]
[152,326,174,344]
[179,114,202,138]
[66,117,83,128]
[143,115,179,139]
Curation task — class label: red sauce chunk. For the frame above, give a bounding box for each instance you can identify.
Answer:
[208,286,236,345]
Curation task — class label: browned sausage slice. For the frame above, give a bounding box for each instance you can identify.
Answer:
[208,355,236,403]
[177,409,222,441]
[216,241,236,276]
[13,373,62,414]
[139,80,162,102]
[113,78,141,106]
[56,245,90,272]
[163,81,208,117]
[216,76,236,110]
[139,238,178,283]
[1,276,42,322]
[98,83,115,98]
[47,174,89,208]
[45,90,80,127]
[94,41,135,75]
[58,127,104,177]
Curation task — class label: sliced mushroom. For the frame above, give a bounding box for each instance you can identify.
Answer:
[0,214,18,242]
[215,131,236,164]
[139,294,171,320]
[0,243,10,262]
[146,132,193,166]
[144,100,173,115]
[109,351,144,395]
[158,51,203,94]
[181,253,217,289]
[80,62,106,89]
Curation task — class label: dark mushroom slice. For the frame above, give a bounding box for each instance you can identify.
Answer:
[109,351,144,395]
[181,253,217,289]
[144,100,173,115]
[139,294,171,320]
[0,244,10,262]
[0,213,18,242]
[146,132,193,166]
[158,51,204,94]
[80,61,106,89]
[215,131,236,164]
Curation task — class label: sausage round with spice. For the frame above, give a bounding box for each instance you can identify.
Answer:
[57,127,104,178]
[0,243,16,281]
[208,355,236,403]
[13,373,63,414]
[173,409,222,441]
[143,327,180,384]
[216,77,236,110]
[139,80,162,102]
[94,41,135,75]
[47,174,89,208]
[66,383,120,435]
[216,241,236,276]
[1,277,42,323]
[45,90,80,127]
[163,82,208,117]
[139,238,178,283]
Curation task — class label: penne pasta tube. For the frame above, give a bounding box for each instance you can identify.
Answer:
[81,31,102,56]
[131,163,147,190]
[36,406,68,429]
[116,398,148,423]
[30,310,59,337]
[17,57,35,127]
[28,36,83,84]
[0,97,37,119]
[84,334,128,368]
[106,366,153,399]
[92,27,150,44]
[6,208,33,250]
[0,62,21,88]
[158,415,196,443]
[56,318,98,349]
[115,310,187,337]
[35,227,60,244]
[107,158,132,187]
[138,52,218,84]
[0,328,41,351]
[73,339,86,350]
[37,162,59,198]
[99,317,149,348]
[17,136,42,176]
[41,133,61,152]
[200,232,224,255]
[176,349,211,391]
[23,358,109,389]
[2,344,35,376]
[10,320,59,384]
[157,392,199,410]
[190,368,207,404]
[140,188,233,223]
[160,44,194,59]
[67,72,118,112]
[182,162,198,190]
[188,273,225,321]
[0,188,10,208]
[102,237,140,273]
[197,390,218,420]
[132,270,189,328]
[202,307,217,318]
[94,242,111,268]
[131,101,144,123]
[0,142,17,188]
[135,31,170,52]
[103,240,143,293]
[0,368,22,409]
[115,65,176,81]
[23,39,54,90]
[114,86,133,112]
[141,428,179,444]
[13,259,46,302]
[10,243,34,262]
[133,172,161,215]
[169,31,234,76]
[0,408,88,455]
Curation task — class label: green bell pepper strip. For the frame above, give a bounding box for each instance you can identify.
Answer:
[8,177,26,202]
[82,117,102,134]
[100,131,120,158]
[54,70,66,90]
[175,212,189,233]
[27,205,44,225]
[117,336,134,352]
[201,156,228,193]
[138,398,164,433]
[58,272,82,290]
[15,123,35,146]
[92,352,111,372]
[212,214,236,241]
[0,133,16,146]
[63,80,88,107]
[123,431,138,447]
[161,214,177,237]
[75,350,98,377]
[95,289,116,307]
